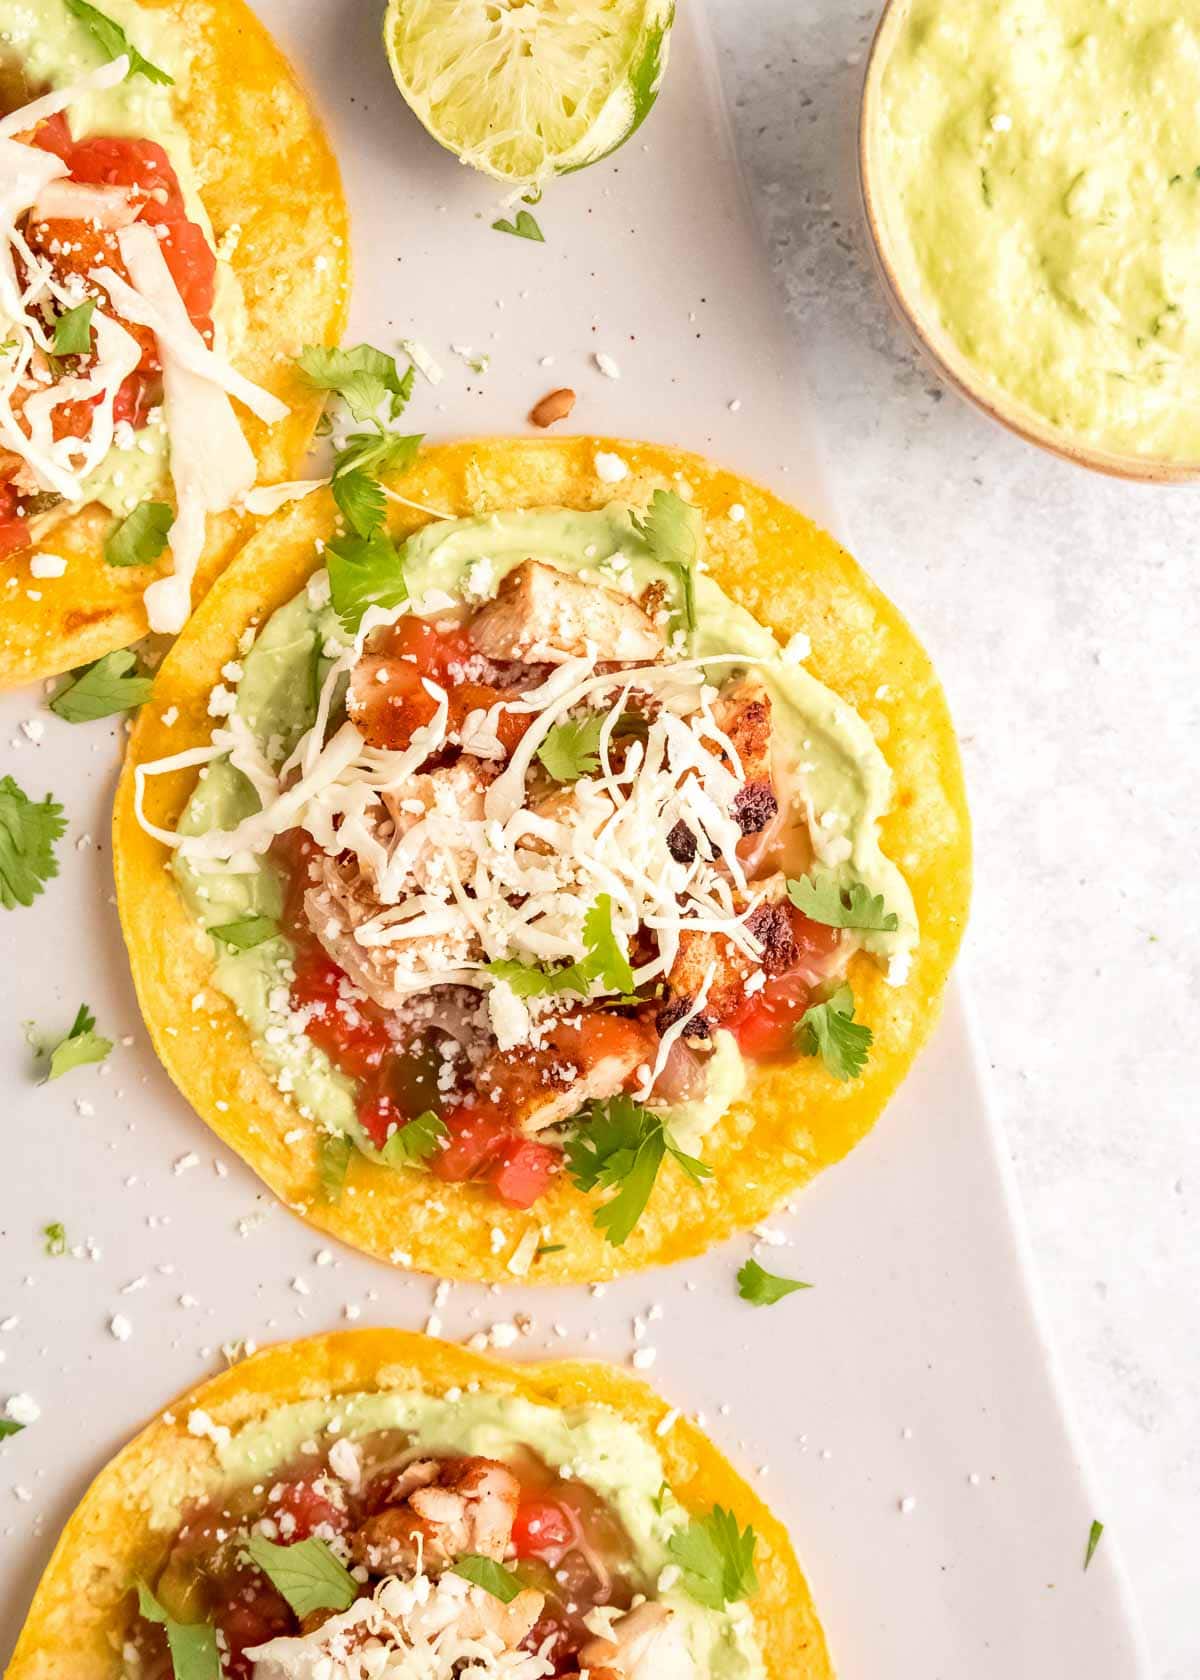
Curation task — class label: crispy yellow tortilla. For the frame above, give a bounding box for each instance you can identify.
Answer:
[113,437,972,1282]
[0,0,349,689]
[7,1329,832,1680]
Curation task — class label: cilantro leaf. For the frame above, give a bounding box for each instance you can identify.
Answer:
[484,894,634,1000]
[581,894,635,994]
[390,362,415,419]
[333,429,422,481]
[631,490,702,635]
[0,777,66,909]
[492,210,545,242]
[0,1419,24,1439]
[795,983,872,1082]
[43,1221,67,1256]
[296,343,409,423]
[245,1535,357,1618]
[668,1506,758,1610]
[136,1582,220,1680]
[64,0,173,81]
[318,1131,354,1202]
[52,298,95,356]
[566,1096,711,1247]
[210,915,277,951]
[43,1001,112,1081]
[326,528,408,634]
[483,958,570,999]
[381,1109,447,1166]
[452,1555,522,1602]
[736,1257,811,1306]
[537,714,604,782]
[787,873,899,933]
[1084,1519,1104,1570]
[332,466,386,538]
[105,500,174,568]
[49,649,153,723]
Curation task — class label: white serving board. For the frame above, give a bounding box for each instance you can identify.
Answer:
[0,5,1151,1677]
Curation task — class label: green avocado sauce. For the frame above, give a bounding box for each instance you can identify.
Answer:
[874,0,1200,460]
[173,505,916,1165]
[2,0,243,514]
[203,1389,766,1679]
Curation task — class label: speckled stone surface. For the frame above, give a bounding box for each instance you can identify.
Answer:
[705,3,1198,1674]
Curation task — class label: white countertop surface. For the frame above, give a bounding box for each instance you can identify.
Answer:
[704,3,1196,1675]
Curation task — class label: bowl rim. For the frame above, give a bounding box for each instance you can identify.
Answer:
[858,0,1200,486]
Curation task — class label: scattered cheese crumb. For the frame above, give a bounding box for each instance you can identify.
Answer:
[594,450,629,484]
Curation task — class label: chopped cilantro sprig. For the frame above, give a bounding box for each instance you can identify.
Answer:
[381,1109,447,1166]
[245,1535,356,1618]
[794,983,872,1082]
[492,210,544,242]
[631,489,702,637]
[50,649,153,723]
[787,872,899,933]
[452,1555,523,1601]
[484,894,634,1000]
[136,1582,219,1680]
[295,342,423,633]
[64,0,173,82]
[736,1257,811,1306]
[567,1095,711,1246]
[34,1002,113,1082]
[668,1506,759,1610]
[0,777,65,909]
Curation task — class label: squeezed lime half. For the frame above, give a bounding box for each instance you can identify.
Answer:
[383,0,675,187]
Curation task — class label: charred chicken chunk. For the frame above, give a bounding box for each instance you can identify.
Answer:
[476,1012,656,1134]
[349,1455,519,1574]
[659,876,799,1036]
[578,1602,695,1680]
[469,560,666,664]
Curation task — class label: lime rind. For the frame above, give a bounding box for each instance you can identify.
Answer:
[383,0,675,187]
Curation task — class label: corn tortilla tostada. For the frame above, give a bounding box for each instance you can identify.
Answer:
[113,436,971,1282]
[7,1328,833,1679]
[0,0,349,687]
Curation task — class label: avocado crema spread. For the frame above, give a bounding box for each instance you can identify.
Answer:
[873,0,1200,460]
[133,1391,765,1678]
[164,503,916,1219]
[0,0,243,527]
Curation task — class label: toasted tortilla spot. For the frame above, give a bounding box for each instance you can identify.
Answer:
[0,0,349,689]
[112,438,972,1283]
[6,1330,834,1680]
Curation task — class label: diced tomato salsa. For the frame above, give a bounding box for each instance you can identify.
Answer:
[727,907,843,1058]
[354,617,536,755]
[134,1435,636,1676]
[276,832,556,1208]
[0,114,218,559]
[31,115,216,342]
[272,815,845,1204]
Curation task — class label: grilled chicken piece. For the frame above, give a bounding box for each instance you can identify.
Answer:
[578,1603,695,1680]
[379,758,495,850]
[469,560,666,665]
[476,1012,656,1134]
[659,876,798,1036]
[707,676,777,837]
[349,1456,519,1574]
[24,220,160,367]
[456,1587,545,1647]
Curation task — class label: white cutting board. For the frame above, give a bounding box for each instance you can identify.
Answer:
[0,5,1151,1676]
